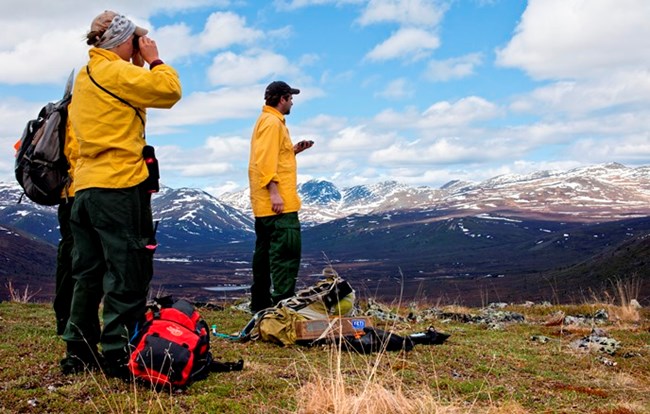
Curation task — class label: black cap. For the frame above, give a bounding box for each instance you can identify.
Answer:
[264,81,300,100]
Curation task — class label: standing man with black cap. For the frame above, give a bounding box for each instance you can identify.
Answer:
[248,81,314,312]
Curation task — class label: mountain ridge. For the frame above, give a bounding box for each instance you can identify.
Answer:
[1,162,649,305]
[220,162,650,225]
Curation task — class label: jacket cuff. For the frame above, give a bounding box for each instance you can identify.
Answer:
[259,174,279,189]
[149,59,164,70]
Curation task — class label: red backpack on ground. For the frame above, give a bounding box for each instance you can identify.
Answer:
[128,298,212,388]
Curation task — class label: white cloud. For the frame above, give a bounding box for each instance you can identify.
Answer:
[420,97,499,128]
[274,0,364,11]
[496,0,650,80]
[152,23,196,63]
[327,125,396,151]
[149,85,261,128]
[357,0,447,27]
[0,99,44,137]
[0,1,232,84]
[207,50,299,86]
[203,135,250,157]
[570,134,650,163]
[374,96,500,131]
[424,53,483,81]
[369,136,520,165]
[152,12,264,63]
[375,78,414,99]
[365,27,440,61]
[149,84,323,130]
[198,12,263,52]
[294,114,349,135]
[0,30,88,85]
[205,180,241,197]
[510,70,650,116]
[156,134,248,179]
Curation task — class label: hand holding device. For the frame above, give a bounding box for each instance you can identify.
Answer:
[294,140,314,154]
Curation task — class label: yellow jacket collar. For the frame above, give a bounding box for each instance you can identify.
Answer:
[262,105,285,123]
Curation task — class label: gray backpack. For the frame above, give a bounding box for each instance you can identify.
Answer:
[15,70,74,205]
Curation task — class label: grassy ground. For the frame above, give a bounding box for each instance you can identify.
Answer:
[0,300,648,414]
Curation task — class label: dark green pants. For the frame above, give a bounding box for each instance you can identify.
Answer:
[251,212,301,312]
[62,185,155,355]
[53,198,75,335]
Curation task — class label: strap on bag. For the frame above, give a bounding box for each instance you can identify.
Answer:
[85,65,145,135]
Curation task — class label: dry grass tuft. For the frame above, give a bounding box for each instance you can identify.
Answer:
[441,304,475,315]
[296,378,531,414]
[6,280,40,303]
[581,276,642,324]
[605,304,640,324]
[296,380,447,414]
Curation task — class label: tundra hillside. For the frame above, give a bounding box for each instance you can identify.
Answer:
[0,288,648,413]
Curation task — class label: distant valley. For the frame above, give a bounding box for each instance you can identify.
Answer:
[1,162,648,306]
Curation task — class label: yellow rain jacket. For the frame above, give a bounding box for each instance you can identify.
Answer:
[248,106,301,217]
[69,48,181,191]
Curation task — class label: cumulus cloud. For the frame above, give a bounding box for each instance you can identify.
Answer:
[420,96,499,127]
[424,53,483,81]
[365,27,440,61]
[374,96,500,131]
[204,180,242,197]
[198,12,263,51]
[0,30,87,85]
[375,78,415,99]
[369,136,521,166]
[510,70,650,116]
[358,1,447,63]
[0,99,44,136]
[1,0,647,193]
[149,83,323,130]
[570,134,650,162]
[327,125,396,151]
[152,12,264,63]
[496,0,650,80]
[274,0,364,10]
[0,1,232,84]
[357,0,447,27]
[156,134,248,179]
[207,50,300,86]
[149,85,262,128]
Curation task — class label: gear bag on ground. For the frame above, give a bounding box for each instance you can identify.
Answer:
[128,298,213,388]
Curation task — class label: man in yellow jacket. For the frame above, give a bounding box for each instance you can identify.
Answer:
[60,10,182,377]
[248,81,313,312]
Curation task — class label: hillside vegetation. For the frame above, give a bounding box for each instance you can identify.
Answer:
[1,293,649,413]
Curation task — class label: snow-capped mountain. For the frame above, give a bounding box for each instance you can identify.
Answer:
[0,182,255,251]
[438,162,650,220]
[2,162,649,251]
[2,163,650,304]
[0,181,60,244]
[151,186,254,253]
[221,163,650,224]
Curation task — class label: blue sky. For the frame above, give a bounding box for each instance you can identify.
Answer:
[1,0,649,196]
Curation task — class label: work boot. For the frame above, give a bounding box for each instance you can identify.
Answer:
[407,326,450,346]
[60,341,102,375]
[102,349,131,381]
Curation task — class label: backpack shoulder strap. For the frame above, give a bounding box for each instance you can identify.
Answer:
[85,65,145,132]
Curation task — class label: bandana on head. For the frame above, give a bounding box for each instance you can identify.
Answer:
[95,15,136,50]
